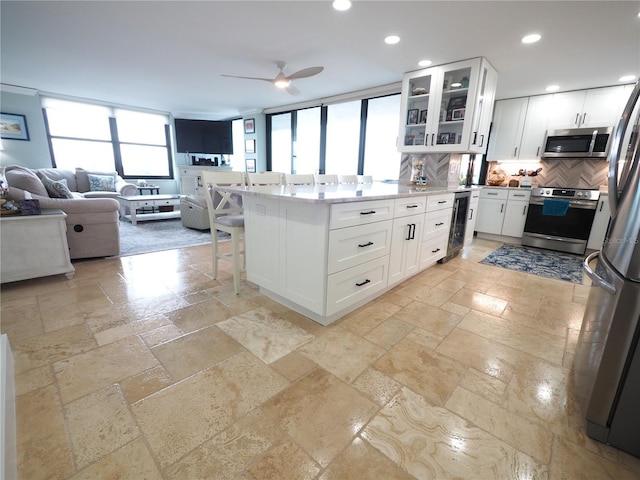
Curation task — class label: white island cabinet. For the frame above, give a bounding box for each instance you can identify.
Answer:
[234,183,459,325]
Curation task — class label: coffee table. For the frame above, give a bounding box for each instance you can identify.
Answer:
[117,194,181,225]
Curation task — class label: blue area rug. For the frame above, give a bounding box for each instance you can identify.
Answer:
[480,244,584,284]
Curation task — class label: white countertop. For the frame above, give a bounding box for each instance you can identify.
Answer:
[220,182,472,204]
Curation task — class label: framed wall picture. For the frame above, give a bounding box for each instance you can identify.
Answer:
[245,139,255,154]
[0,112,30,141]
[245,159,256,173]
[451,108,465,120]
[407,109,419,125]
[244,118,255,134]
[418,109,427,124]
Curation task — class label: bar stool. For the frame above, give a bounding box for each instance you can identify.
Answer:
[202,170,246,294]
[338,174,358,184]
[284,173,314,185]
[313,174,338,185]
[248,172,283,186]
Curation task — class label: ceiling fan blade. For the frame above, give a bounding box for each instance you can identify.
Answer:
[286,84,301,96]
[220,74,273,82]
[285,66,324,80]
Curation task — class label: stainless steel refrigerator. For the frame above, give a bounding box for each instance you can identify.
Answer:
[575,80,640,458]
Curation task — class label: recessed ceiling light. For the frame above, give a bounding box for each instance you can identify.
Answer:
[418,59,432,67]
[546,85,560,92]
[522,33,541,44]
[619,75,637,82]
[332,0,352,11]
[384,35,400,45]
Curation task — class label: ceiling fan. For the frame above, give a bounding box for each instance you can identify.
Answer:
[221,61,324,96]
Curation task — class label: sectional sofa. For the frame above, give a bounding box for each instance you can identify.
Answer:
[4,165,136,259]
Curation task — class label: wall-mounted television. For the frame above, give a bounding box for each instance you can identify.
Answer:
[174,119,233,154]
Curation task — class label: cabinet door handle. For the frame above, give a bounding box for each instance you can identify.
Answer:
[406,224,412,241]
[479,134,485,147]
[431,134,435,146]
[575,113,580,126]
[355,279,371,287]
[360,210,376,215]
[513,194,525,197]
[599,200,604,212]
[536,146,540,157]
[473,132,478,144]
[438,200,447,204]
[358,241,374,248]
[435,222,445,226]
[581,113,587,126]
[487,192,498,196]
[513,147,518,157]
[406,205,419,209]
[469,208,474,220]
[500,204,504,213]
[431,248,441,253]
[523,205,527,215]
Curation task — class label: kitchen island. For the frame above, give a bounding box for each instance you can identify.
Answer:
[222,182,467,325]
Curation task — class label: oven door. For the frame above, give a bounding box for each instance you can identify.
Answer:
[522,198,597,253]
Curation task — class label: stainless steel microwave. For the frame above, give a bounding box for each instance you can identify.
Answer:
[542,126,613,158]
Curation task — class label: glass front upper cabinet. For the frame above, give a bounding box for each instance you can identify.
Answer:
[398,57,497,155]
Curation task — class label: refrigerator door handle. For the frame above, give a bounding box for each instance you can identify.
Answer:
[608,81,640,217]
[584,251,617,295]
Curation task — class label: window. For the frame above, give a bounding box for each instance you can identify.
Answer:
[229,119,245,171]
[271,112,292,173]
[43,98,172,179]
[325,101,361,175]
[294,107,321,174]
[265,93,401,179]
[363,95,401,181]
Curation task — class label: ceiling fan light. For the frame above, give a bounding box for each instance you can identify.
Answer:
[332,0,352,11]
[275,79,291,88]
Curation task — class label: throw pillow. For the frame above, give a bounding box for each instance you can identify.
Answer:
[4,166,49,197]
[87,173,116,192]
[39,174,74,199]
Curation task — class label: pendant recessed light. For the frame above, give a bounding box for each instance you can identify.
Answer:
[546,85,560,92]
[418,59,432,67]
[522,33,541,44]
[619,75,637,82]
[384,35,400,45]
[332,0,352,11]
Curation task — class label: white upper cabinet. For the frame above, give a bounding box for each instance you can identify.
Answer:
[487,95,551,162]
[398,57,498,154]
[546,86,629,130]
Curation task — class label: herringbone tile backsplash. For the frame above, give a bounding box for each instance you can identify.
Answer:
[489,158,608,189]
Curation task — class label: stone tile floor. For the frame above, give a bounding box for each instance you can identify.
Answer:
[2,238,640,479]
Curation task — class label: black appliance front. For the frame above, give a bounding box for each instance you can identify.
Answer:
[522,200,596,254]
[438,191,470,263]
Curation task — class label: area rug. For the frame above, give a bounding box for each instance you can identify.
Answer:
[480,244,584,284]
[118,218,220,256]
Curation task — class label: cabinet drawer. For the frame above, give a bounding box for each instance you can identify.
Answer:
[420,233,449,268]
[326,255,389,316]
[480,188,508,200]
[330,200,394,230]
[153,198,180,207]
[508,190,531,201]
[328,220,392,274]
[394,196,427,218]
[426,193,454,212]
[422,209,452,241]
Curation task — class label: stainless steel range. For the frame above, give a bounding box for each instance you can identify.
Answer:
[522,187,600,254]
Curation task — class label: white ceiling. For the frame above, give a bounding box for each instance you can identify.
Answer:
[1,1,639,119]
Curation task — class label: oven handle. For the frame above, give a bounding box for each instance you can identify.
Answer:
[584,251,616,295]
[528,198,597,210]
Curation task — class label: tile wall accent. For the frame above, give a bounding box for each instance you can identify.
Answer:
[487,158,608,189]
[399,153,456,187]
